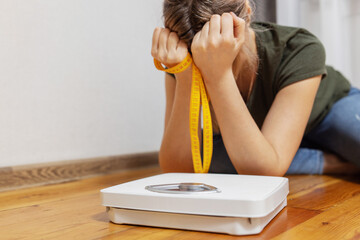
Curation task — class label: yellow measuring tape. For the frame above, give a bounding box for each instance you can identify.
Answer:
[154,53,213,173]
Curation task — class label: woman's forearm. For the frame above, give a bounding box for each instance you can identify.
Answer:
[159,68,194,172]
[204,70,283,176]
[187,13,284,174]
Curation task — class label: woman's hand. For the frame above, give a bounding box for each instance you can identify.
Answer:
[191,12,246,83]
[151,27,188,68]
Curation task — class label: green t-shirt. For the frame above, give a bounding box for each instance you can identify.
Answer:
[250,22,351,134]
[167,22,351,134]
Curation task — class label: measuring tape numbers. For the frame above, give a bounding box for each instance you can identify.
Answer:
[154,53,213,173]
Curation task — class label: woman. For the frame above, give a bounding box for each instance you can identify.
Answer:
[151,0,360,175]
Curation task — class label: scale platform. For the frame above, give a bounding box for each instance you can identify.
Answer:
[101,173,289,235]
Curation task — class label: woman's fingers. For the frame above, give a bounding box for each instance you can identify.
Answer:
[159,28,170,53]
[151,27,162,57]
[199,21,210,40]
[230,12,245,39]
[209,14,221,39]
[151,27,188,67]
[177,40,188,51]
[221,13,234,38]
[167,32,179,51]
[191,30,201,53]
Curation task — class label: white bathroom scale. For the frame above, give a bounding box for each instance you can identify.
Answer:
[101,173,289,235]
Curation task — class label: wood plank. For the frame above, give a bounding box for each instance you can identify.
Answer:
[0,166,161,211]
[288,179,360,211]
[272,194,360,240]
[286,175,340,198]
[0,193,110,240]
[0,151,159,192]
[244,207,321,240]
[99,226,183,240]
[0,192,181,240]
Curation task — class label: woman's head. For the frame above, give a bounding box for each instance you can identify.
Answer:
[163,0,253,49]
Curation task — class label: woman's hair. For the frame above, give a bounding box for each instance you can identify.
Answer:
[163,0,254,49]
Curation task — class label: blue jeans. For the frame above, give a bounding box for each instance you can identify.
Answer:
[286,87,360,174]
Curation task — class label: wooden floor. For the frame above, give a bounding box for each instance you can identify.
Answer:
[1,166,360,240]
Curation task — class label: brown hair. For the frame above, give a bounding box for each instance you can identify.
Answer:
[163,0,254,49]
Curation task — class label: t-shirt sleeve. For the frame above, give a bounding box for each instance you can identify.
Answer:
[275,30,327,91]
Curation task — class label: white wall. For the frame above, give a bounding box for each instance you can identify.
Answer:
[0,0,165,168]
[277,0,360,87]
